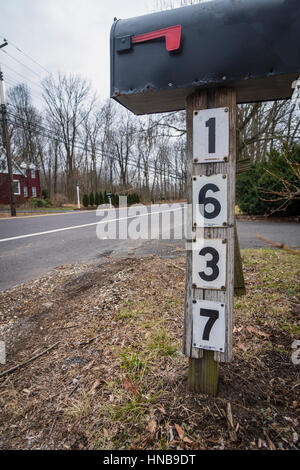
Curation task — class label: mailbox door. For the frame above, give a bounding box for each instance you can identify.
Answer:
[110,0,300,115]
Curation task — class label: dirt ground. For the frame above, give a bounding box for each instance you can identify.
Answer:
[0,249,299,450]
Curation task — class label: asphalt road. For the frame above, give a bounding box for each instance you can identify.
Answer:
[0,204,299,291]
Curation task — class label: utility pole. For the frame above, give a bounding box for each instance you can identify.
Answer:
[0,40,16,217]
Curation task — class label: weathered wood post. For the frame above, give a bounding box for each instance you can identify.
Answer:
[184,88,236,395]
[110,0,300,396]
[234,222,246,297]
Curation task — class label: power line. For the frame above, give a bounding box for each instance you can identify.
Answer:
[3,76,20,88]
[4,75,44,103]
[0,61,44,92]
[0,45,46,104]
[0,41,185,174]
[0,34,50,75]
[8,112,184,181]
[0,49,44,80]
[0,37,185,182]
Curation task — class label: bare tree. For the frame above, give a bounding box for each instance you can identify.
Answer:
[42,73,95,199]
[237,101,300,163]
[7,84,43,166]
[261,143,300,212]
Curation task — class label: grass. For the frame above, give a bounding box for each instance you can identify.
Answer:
[119,347,149,380]
[66,391,93,419]
[105,393,159,422]
[147,330,177,357]
[237,249,299,326]
[1,248,299,450]
[92,248,300,449]
[0,207,75,218]
[116,302,144,321]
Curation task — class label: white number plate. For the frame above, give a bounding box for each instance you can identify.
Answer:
[192,239,227,290]
[192,299,226,352]
[193,107,229,163]
[193,174,228,227]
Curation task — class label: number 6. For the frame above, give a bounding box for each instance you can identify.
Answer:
[193,174,228,227]
[199,183,221,220]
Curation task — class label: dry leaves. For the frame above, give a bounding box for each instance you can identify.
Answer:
[147,419,157,435]
[246,326,272,338]
[89,380,100,395]
[122,377,139,397]
[174,424,194,444]
[174,423,184,440]
[0,250,299,451]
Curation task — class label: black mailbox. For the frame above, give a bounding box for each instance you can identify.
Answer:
[110,0,300,115]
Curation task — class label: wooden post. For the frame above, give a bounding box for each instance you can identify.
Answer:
[234,222,246,297]
[188,350,219,395]
[184,88,237,396]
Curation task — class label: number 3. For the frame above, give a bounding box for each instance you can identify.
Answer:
[199,247,220,282]
[192,239,226,289]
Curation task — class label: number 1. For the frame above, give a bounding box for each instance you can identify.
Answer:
[206,117,216,154]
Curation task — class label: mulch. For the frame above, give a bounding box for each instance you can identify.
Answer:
[0,251,299,450]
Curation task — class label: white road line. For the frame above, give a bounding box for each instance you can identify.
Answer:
[0,207,184,243]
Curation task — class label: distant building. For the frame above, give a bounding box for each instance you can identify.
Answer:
[0,154,41,205]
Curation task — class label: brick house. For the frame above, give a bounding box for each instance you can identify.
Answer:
[0,155,41,205]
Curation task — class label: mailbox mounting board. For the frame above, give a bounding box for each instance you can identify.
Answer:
[110,0,300,115]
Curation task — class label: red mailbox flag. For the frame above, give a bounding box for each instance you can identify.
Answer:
[132,25,181,52]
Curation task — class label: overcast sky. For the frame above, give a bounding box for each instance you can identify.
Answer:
[0,0,161,107]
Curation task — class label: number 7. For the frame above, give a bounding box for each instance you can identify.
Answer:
[200,308,219,341]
